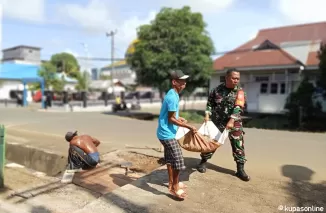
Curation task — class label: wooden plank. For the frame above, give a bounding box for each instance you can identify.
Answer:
[72,168,136,195]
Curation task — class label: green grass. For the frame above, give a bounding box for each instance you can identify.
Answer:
[243,115,289,130]
[179,110,204,124]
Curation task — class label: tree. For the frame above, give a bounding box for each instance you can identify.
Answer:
[32,61,65,91]
[284,77,322,131]
[75,71,91,91]
[127,6,215,99]
[317,42,326,97]
[50,52,80,79]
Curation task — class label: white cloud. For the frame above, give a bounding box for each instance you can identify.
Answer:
[164,0,234,14]
[64,47,94,73]
[57,0,157,57]
[57,0,114,32]
[277,0,326,23]
[116,11,157,45]
[0,0,45,22]
[55,0,234,59]
[64,48,79,58]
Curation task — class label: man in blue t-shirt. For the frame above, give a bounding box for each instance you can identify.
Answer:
[156,69,197,200]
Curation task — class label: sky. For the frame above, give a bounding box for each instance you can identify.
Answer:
[1,0,326,70]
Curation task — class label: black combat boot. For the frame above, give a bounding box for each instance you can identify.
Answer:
[197,159,207,173]
[235,162,250,181]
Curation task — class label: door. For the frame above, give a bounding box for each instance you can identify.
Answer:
[244,82,259,112]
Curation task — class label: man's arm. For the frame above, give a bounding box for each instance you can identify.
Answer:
[166,97,195,131]
[168,111,195,131]
[230,90,246,121]
[91,137,101,147]
[205,89,215,121]
[178,117,187,123]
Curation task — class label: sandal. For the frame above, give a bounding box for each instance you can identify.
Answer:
[178,182,187,189]
[168,182,188,190]
[169,188,187,199]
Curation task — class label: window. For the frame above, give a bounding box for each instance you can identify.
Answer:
[260,83,268,94]
[255,76,269,82]
[280,83,286,94]
[270,83,278,94]
[220,76,225,83]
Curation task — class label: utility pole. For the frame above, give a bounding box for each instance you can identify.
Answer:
[106,30,117,98]
[81,42,89,92]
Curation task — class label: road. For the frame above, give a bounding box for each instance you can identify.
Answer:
[1,107,325,182]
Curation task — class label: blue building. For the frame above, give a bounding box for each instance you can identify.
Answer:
[91,68,100,80]
[0,62,76,107]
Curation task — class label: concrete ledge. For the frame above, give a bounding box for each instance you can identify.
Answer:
[5,142,67,176]
[37,100,207,113]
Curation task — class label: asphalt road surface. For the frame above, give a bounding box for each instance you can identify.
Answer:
[1,107,325,182]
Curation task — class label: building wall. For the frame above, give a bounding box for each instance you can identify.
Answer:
[2,60,41,65]
[64,83,76,91]
[3,47,41,63]
[0,81,20,99]
[0,80,33,101]
[211,69,325,114]
[101,64,136,84]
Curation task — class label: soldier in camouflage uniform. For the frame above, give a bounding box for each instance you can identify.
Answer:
[197,68,250,181]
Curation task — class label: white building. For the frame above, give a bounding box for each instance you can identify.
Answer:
[0,45,77,103]
[211,21,326,114]
[100,59,136,86]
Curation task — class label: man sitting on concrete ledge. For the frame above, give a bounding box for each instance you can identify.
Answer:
[65,131,101,170]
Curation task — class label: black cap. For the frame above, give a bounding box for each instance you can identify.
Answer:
[170,70,189,80]
[65,131,78,142]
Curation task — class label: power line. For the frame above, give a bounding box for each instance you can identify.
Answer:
[2,20,322,62]
[62,41,323,61]
[1,40,321,63]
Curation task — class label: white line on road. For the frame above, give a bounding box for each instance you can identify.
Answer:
[7,128,63,138]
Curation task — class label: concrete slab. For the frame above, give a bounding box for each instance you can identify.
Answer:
[0,151,163,213]
[74,163,326,213]
[0,162,101,213]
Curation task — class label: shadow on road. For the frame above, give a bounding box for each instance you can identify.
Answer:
[108,157,235,202]
[30,205,52,213]
[281,165,326,208]
[102,111,159,121]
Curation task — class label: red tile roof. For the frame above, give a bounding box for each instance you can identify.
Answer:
[306,51,319,66]
[213,48,299,70]
[214,21,326,71]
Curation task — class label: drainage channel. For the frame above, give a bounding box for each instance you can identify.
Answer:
[5,142,164,196]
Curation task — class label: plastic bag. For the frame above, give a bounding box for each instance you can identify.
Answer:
[198,121,229,145]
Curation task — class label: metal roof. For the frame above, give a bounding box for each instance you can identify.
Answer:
[0,63,76,83]
[0,63,42,80]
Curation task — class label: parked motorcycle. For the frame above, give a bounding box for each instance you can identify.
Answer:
[112,102,129,113]
[112,101,142,113]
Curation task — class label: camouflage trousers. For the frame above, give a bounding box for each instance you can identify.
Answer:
[200,120,247,164]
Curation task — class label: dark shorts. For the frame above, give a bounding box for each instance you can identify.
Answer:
[68,145,99,170]
[159,138,185,171]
